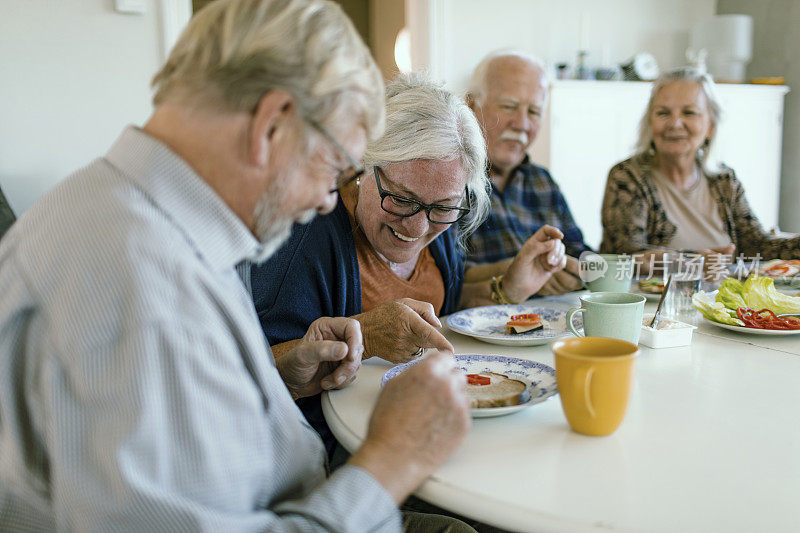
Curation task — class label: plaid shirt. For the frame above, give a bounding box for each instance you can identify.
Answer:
[466,156,590,264]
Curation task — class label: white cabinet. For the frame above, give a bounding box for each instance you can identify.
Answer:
[529,80,789,250]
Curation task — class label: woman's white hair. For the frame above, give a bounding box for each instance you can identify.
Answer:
[363,72,490,248]
[151,0,385,143]
[467,49,550,106]
[635,67,722,166]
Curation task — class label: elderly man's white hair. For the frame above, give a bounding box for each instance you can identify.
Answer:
[151,0,385,144]
[467,49,550,106]
[363,72,491,248]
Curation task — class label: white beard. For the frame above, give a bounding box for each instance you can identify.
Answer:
[250,182,317,264]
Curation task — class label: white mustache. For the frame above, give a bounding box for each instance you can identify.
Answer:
[499,130,528,144]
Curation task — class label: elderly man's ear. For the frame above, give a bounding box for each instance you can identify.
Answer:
[249,90,296,168]
[465,93,478,112]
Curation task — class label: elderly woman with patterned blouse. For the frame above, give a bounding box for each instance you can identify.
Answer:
[600,68,800,267]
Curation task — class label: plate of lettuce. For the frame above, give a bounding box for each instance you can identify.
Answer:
[692,276,800,335]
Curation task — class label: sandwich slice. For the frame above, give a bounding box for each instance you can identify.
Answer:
[505,313,544,334]
[466,372,529,408]
[638,278,664,294]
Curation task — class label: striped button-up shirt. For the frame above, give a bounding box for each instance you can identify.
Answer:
[466,157,591,264]
[0,127,399,532]
[0,185,15,240]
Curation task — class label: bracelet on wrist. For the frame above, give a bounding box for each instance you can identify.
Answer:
[490,275,519,305]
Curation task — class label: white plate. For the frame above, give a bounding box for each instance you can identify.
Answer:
[631,288,661,301]
[445,305,580,346]
[777,287,800,297]
[381,354,558,418]
[702,317,800,336]
[631,280,663,301]
[755,259,800,287]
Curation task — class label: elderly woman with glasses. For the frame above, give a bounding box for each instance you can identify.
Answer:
[600,68,800,268]
[245,72,566,455]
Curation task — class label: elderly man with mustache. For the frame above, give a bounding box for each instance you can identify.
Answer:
[464,50,591,296]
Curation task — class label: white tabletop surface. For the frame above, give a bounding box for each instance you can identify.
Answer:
[322,293,800,533]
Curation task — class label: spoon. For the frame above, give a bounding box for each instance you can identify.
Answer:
[649,274,673,329]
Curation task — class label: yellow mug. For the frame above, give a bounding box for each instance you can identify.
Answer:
[552,337,639,436]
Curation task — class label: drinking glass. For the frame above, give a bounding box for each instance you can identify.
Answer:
[662,252,704,319]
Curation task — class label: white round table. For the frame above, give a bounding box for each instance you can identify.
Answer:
[322,294,800,533]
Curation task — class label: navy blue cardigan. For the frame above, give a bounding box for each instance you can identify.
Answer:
[250,198,465,454]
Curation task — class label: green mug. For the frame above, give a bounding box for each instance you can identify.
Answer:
[567,292,646,345]
[579,253,634,293]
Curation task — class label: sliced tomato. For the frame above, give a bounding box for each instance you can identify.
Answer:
[509,313,541,321]
[507,313,541,326]
[736,307,800,330]
[765,265,790,275]
[467,374,491,386]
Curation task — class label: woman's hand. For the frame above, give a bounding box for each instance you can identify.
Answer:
[698,243,736,281]
[633,244,736,281]
[502,225,567,303]
[354,298,454,364]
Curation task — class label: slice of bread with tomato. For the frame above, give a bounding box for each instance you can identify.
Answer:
[466,372,529,408]
[505,313,545,334]
[638,278,664,294]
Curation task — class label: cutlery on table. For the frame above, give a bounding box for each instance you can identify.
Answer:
[649,274,673,329]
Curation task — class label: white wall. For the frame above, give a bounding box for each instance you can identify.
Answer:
[0,0,163,214]
[370,0,405,80]
[408,0,716,94]
[407,0,799,235]
[717,0,800,233]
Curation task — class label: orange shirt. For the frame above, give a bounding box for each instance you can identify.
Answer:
[340,184,445,315]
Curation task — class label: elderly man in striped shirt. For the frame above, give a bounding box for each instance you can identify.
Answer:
[0,1,471,531]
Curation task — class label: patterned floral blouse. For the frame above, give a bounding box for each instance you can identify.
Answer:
[599,152,800,259]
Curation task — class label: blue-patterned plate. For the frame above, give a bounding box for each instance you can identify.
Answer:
[445,305,581,346]
[382,354,558,418]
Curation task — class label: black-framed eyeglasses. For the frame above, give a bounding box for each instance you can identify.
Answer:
[373,166,471,225]
[306,119,365,192]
